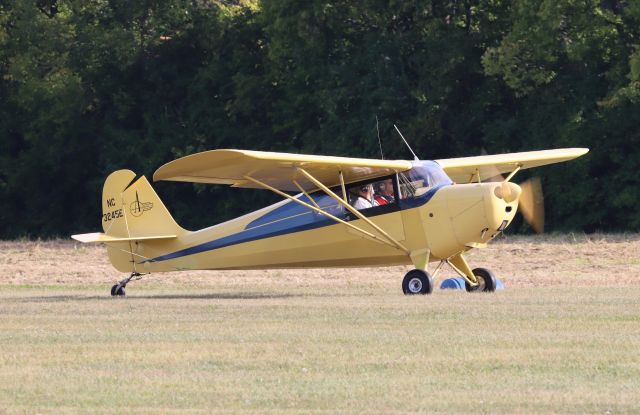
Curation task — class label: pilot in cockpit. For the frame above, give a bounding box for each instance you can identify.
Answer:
[351,184,379,210]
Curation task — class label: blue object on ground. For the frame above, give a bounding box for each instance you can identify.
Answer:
[440,277,505,290]
[440,277,466,289]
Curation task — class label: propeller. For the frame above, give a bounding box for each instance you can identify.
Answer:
[518,177,544,233]
[480,149,544,233]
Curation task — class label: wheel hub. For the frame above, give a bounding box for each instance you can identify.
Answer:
[409,278,423,293]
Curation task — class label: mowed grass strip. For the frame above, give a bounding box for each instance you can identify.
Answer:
[1,285,639,414]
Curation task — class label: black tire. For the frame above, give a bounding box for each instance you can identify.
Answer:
[402,269,433,295]
[111,284,126,296]
[464,267,497,293]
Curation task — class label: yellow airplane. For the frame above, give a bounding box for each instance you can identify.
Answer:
[72,147,588,296]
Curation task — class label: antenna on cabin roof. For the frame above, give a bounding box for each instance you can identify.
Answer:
[376,115,384,160]
[394,124,419,161]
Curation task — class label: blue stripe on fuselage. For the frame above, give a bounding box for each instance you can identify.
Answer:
[146,184,447,263]
[146,215,334,263]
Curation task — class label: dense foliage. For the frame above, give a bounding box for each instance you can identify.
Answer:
[1,0,638,237]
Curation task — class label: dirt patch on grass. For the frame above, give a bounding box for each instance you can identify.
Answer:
[1,233,639,288]
[467,233,640,287]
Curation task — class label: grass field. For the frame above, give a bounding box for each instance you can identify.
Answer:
[1,234,639,414]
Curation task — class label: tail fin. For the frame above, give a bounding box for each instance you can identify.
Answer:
[72,169,185,272]
[100,170,183,239]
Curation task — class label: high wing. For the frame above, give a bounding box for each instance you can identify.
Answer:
[153,149,412,191]
[436,148,589,184]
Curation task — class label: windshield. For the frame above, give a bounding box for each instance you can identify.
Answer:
[398,160,453,199]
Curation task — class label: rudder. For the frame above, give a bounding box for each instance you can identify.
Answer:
[100,170,184,272]
[101,170,183,238]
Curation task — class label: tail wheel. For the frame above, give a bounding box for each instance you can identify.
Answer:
[402,269,434,295]
[110,284,126,297]
[465,267,497,293]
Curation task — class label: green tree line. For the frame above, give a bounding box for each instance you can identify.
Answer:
[1,0,639,238]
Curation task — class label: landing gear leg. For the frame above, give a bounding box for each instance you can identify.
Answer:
[447,253,497,293]
[465,268,497,293]
[110,272,144,297]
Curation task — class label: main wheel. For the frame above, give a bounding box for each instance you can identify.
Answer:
[402,269,434,295]
[111,284,126,297]
[464,267,497,293]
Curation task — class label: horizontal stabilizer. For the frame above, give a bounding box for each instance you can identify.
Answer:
[71,232,177,243]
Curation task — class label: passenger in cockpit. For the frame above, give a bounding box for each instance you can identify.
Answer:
[374,179,395,205]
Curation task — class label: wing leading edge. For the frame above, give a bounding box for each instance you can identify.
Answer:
[153,149,412,191]
[436,148,589,183]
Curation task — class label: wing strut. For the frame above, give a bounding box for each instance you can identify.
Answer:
[243,174,409,254]
[292,180,321,210]
[338,171,347,203]
[295,168,410,255]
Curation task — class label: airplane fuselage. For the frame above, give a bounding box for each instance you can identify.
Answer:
[106,179,520,274]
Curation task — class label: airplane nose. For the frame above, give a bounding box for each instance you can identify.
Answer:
[483,181,521,234]
[504,181,521,203]
[430,182,521,256]
[494,181,521,203]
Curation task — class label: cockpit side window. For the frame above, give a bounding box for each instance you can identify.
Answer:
[309,190,344,217]
[347,176,398,212]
